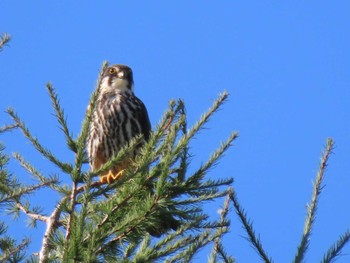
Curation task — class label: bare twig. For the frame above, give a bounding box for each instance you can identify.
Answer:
[76,179,104,193]
[37,176,105,262]
[16,202,48,223]
[39,200,64,263]
[65,181,77,240]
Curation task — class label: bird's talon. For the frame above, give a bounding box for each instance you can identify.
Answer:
[99,175,109,183]
[112,169,125,180]
[100,170,126,184]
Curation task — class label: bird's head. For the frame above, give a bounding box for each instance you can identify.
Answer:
[100,64,134,94]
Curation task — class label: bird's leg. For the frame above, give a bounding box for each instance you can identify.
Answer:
[99,174,110,184]
[100,162,128,184]
[100,170,125,184]
[106,169,125,184]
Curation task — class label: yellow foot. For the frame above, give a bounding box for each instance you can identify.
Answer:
[100,169,126,184]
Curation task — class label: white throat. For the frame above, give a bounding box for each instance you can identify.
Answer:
[101,78,134,94]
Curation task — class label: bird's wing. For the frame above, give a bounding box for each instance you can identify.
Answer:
[137,98,151,141]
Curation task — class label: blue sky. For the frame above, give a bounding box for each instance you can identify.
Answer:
[1,1,350,262]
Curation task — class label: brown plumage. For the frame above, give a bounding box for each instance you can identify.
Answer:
[87,64,151,184]
[87,64,179,236]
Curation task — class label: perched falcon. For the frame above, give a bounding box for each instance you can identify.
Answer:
[87,64,151,184]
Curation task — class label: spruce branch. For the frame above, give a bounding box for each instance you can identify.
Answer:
[167,223,232,263]
[152,215,207,250]
[1,180,57,205]
[16,202,48,223]
[96,193,170,253]
[0,123,18,134]
[293,138,334,263]
[0,236,29,263]
[209,189,235,263]
[215,243,235,263]
[177,101,188,182]
[85,136,152,205]
[123,236,144,259]
[186,178,234,194]
[230,189,273,263]
[321,229,350,263]
[0,32,11,52]
[13,152,59,186]
[1,151,57,206]
[133,218,210,263]
[94,161,178,235]
[6,108,73,174]
[158,98,184,134]
[96,227,135,254]
[134,235,193,262]
[97,198,125,228]
[166,230,212,263]
[175,190,230,205]
[46,82,77,152]
[130,204,231,262]
[187,131,238,185]
[178,91,228,148]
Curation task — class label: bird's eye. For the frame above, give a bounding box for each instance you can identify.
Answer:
[109,68,116,74]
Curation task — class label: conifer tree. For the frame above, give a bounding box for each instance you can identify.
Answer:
[2,32,350,263]
[1,60,237,262]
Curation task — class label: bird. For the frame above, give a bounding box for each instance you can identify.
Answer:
[87,64,151,184]
[87,64,179,236]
